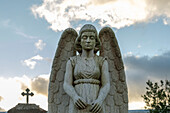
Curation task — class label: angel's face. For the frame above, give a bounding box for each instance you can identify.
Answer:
[80,31,96,50]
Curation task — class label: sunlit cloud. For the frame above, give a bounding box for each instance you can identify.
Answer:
[145,0,170,18]
[35,40,46,50]
[31,75,49,96]
[0,107,5,112]
[22,55,44,69]
[124,51,133,57]
[0,75,30,111]
[0,96,3,102]
[163,18,170,25]
[0,75,49,111]
[129,102,146,110]
[31,0,170,31]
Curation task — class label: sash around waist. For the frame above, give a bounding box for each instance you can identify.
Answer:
[74,79,100,85]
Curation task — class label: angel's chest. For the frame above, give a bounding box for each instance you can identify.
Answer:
[73,58,100,80]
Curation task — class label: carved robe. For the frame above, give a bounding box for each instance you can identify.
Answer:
[69,55,106,113]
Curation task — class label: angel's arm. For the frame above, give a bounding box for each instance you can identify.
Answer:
[63,60,87,109]
[63,60,78,99]
[90,60,110,112]
[97,60,110,102]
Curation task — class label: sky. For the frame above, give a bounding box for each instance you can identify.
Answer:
[0,0,170,111]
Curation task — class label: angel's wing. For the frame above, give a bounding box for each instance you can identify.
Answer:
[48,28,78,113]
[99,27,128,113]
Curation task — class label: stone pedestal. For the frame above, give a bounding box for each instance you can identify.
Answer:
[8,103,47,113]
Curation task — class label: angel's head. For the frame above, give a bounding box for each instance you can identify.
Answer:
[75,24,101,53]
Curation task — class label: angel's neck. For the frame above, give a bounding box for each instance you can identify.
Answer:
[81,49,94,58]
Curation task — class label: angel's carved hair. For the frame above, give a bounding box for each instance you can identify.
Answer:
[75,24,101,53]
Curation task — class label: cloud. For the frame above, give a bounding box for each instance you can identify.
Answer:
[124,51,170,102]
[35,40,46,50]
[20,82,29,91]
[19,74,49,96]
[163,18,170,25]
[145,0,170,18]
[129,102,146,110]
[0,96,3,102]
[0,75,49,111]
[22,55,44,69]
[31,0,170,31]
[125,51,170,77]
[31,75,49,96]
[0,75,30,111]
[0,107,5,112]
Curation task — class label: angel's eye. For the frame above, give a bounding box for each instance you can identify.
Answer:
[90,36,95,40]
[82,36,87,39]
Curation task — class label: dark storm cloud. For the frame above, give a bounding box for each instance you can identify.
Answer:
[125,51,170,77]
[31,76,49,96]
[124,51,170,102]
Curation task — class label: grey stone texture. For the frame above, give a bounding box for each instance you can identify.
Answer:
[48,24,128,113]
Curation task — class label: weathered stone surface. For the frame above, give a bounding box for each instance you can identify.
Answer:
[48,25,128,113]
[103,42,111,50]
[116,81,124,94]
[56,70,64,82]
[108,60,116,72]
[99,27,128,112]
[120,104,128,113]
[110,71,119,82]
[114,93,123,106]
[119,69,126,82]
[109,83,116,96]
[114,106,120,113]
[123,91,128,103]
[106,95,114,106]
[8,103,47,113]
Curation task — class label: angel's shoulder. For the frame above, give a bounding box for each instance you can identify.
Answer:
[68,55,79,68]
[95,55,107,67]
[95,55,107,61]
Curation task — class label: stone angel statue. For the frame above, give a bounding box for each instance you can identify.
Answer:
[48,24,128,113]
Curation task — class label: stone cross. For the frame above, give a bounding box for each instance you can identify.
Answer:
[21,88,34,104]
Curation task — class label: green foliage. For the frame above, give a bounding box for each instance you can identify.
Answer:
[142,80,170,113]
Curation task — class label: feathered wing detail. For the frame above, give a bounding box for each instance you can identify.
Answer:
[48,28,78,113]
[99,27,128,113]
